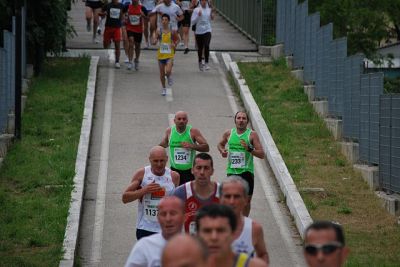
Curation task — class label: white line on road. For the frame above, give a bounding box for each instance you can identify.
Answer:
[168,113,175,127]
[166,87,173,102]
[90,50,115,264]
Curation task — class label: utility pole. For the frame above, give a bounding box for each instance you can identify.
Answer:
[15,0,22,139]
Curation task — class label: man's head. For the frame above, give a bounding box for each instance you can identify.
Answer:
[157,196,185,240]
[162,234,208,267]
[149,146,168,176]
[163,0,172,6]
[192,153,214,185]
[174,111,188,132]
[195,204,237,256]
[304,221,349,267]
[234,111,249,131]
[161,13,171,26]
[219,176,249,216]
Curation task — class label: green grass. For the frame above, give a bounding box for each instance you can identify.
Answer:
[0,57,90,266]
[238,58,400,267]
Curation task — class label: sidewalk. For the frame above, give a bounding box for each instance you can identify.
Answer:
[64,2,307,267]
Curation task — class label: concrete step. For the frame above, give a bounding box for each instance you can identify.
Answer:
[311,100,328,118]
[0,134,14,158]
[324,118,342,141]
[354,164,379,190]
[340,141,359,164]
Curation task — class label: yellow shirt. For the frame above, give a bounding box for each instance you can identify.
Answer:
[157,30,175,60]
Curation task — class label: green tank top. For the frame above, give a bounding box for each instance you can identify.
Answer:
[227,128,254,174]
[169,125,195,170]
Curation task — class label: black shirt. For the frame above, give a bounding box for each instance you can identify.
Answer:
[103,2,125,28]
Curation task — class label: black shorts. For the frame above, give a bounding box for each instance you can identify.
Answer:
[85,0,103,9]
[179,10,191,28]
[127,31,143,44]
[228,171,254,196]
[171,167,195,186]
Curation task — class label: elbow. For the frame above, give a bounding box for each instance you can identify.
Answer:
[122,194,129,204]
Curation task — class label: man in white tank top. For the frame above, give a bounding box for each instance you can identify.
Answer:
[220,176,269,264]
[122,146,180,240]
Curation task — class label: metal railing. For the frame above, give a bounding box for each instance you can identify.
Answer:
[276,0,400,193]
[214,0,276,45]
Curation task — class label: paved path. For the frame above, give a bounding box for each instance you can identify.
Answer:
[66,2,307,267]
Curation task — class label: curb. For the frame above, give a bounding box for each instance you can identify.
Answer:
[59,56,99,267]
[221,53,313,239]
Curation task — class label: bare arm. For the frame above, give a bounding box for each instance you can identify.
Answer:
[159,128,171,148]
[249,258,268,267]
[250,131,265,159]
[182,128,209,152]
[253,221,269,264]
[171,171,180,187]
[217,129,230,158]
[122,168,164,204]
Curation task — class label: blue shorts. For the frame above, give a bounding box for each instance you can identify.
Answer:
[159,58,171,65]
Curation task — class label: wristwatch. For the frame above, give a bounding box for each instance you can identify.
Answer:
[247,144,254,152]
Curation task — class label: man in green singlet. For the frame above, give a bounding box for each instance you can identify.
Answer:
[217,111,265,216]
[160,110,209,185]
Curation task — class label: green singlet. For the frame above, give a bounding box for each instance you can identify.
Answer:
[169,125,195,171]
[226,128,254,174]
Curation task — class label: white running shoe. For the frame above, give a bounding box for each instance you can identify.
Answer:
[115,62,121,69]
[134,60,139,71]
[199,62,204,71]
[203,63,210,71]
[124,58,129,64]
[127,62,133,70]
[161,88,167,96]
[167,76,173,86]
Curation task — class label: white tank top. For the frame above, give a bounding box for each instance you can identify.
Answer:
[232,217,255,257]
[136,166,175,232]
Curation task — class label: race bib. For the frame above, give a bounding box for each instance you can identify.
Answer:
[174,148,191,164]
[110,8,121,19]
[129,14,140,25]
[160,43,172,54]
[143,189,165,221]
[230,152,245,168]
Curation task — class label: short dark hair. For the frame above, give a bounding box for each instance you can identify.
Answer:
[162,13,170,21]
[193,152,213,168]
[234,111,248,122]
[195,204,237,232]
[304,221,345,245]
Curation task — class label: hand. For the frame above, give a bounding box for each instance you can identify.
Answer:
[240,139,248,150]
[145,183,162,194]
[198,10,202,16]
[220,149,228,158]
[181,142,192,149]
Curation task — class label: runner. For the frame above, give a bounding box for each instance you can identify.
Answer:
[220,176,269,264]
[124,196,185,267]
[176,0,197,54]
[152,13,179,96]
[100,0,125,68]
[124,0,148,70]
[141,0,157,48]
[173,153,220,234]
[150,0,183,34]
[162,234,208,267]
[122,146,180,240]
[159,110,209,185]
[191,0,213,71]
[217,111,265,216]
[84,0,104,43]
[195,204,268,267]
[121,0,132,65]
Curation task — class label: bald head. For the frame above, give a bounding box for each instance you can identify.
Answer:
[149,146,168,176]
[174,111,189,132]
[149,145,167,159]
[162,234,208,267]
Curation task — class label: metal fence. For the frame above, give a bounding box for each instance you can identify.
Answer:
[214,0,276,45]
[0,6,26,135]
[276,0,400,193]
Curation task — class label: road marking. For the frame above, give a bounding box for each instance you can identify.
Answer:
[210,51,218,64]
[90,49,114,264]
[168,113,175,127]
[166,87,173,102]
[254,158,304,267]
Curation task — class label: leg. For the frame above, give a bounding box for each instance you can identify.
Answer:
[143,16,150,46]
[159,61,166,89]
[122,26,129,60]
[85,6,93,32]
[182,26,190,53]
[149,13,157,43]
[165,58,174,86]
[204,32,211,63]
[128,36,134,62]
[92,8,101,40]
[114,41,121,63]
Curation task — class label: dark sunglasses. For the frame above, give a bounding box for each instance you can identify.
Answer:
[304,242,343,256]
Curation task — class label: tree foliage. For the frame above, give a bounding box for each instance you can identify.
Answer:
[307,0,400,58]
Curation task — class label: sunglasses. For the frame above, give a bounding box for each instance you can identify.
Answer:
[304,242,343,256]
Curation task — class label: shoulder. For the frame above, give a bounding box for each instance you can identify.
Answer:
[133,167,146,179]
[249,257,268,267]
[173,183,187,199]
[251,219,264,236]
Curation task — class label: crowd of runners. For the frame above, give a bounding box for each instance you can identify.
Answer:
[83,0,214,95]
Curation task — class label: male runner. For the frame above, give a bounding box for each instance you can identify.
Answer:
[122,146,180,240]
[173,153,220,234]
[220,176,269,264]
[196,204,268,267]
[159,110,209,185]
[218,111,265,216]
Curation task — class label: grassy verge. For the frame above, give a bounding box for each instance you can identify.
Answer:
[0,57,90,266]
[238,58,400,267]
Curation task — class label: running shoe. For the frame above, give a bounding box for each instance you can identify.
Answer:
[134,60,139,71]
[161,88,167,96]
[199,62,204,71]
[124,58,129,64]
[179,42,184,47]
[115,62,121,69]
[167,75,173,86]
[184,48,189,54]
[86,21,91,32]
[203,63,210,71]
[127,62,133,70]
[97,27,101,35]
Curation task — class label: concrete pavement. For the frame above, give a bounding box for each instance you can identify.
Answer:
[62,1,308,266]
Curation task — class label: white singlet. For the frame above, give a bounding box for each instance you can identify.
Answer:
[124,232,166,267]
[231,217,255,257]
[136,166,175,233]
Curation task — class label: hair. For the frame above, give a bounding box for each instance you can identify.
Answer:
[193,152,214,168]
[234,110,248,122]
[220,175,250,196]
[162,13,170,21]
[304,221,345,245]
[195,204,237,232]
